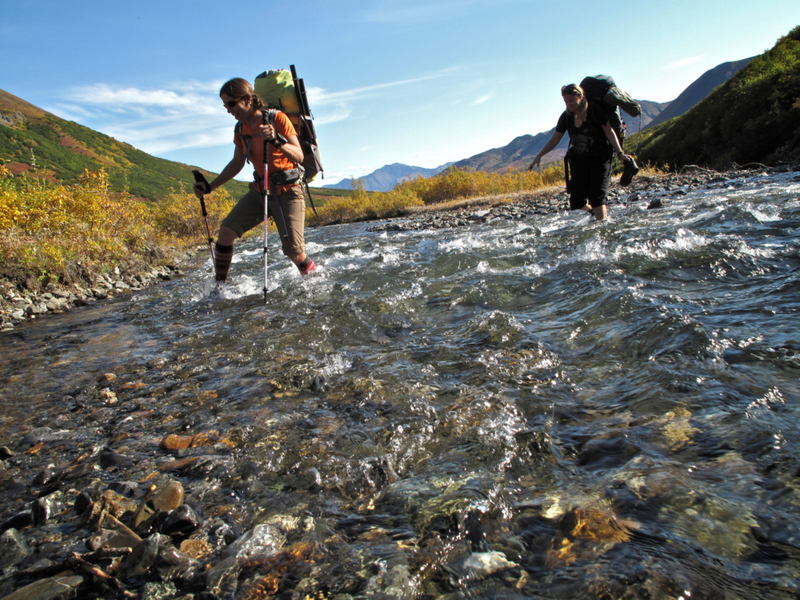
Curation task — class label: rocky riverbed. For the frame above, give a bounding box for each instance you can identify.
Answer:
[0,162,800,600]
[368,164,800,232]
[0,264,184,332]
[2,165,796,333]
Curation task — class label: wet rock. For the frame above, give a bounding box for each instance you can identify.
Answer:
[90,514,142,550]
[108,480,140,498]
[31,463,61,487]
[161,504,201,536]
[460,550,517,578]
[22,427,70,446]
[222,523,285,561]
[205,556,240,597]
[160,434,193,451]
[99,447,131,469]
[141,581,178,600]
[0,572,84,600]
[157,545,200,582]
[31,493,65,525]
[99,388,118,404]
[0,511,33,534]
[117,533,163,581]
[150,478,185,512]
[0,528,30,568]
[132,478,184,534]
[74,489,102,515]
[179,538,214,560]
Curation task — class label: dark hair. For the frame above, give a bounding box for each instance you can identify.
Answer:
[219,78,265,110]
[560,83,584,97]
[561,83,588,115]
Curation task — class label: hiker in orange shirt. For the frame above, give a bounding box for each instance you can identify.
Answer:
[193,77,316,285]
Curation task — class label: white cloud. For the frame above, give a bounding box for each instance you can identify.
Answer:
[305,70,449,125]
[473,94,492,106]
[51,81,234,155]
[662,56,705,71]
[307,73,443,106]
[65,82,222,115]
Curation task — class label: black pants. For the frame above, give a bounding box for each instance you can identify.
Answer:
[567,154,613,209]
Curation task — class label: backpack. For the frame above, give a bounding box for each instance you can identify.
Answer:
[579,75,641,149]
[253,66,323,185]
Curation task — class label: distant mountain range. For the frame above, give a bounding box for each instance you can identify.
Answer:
[326,58,754,191]
[0,56,755,199]
[322,162,455,192]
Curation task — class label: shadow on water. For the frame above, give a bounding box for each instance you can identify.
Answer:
[1,172,800,598]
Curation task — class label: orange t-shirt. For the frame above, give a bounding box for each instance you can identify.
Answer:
[234,110,299,193]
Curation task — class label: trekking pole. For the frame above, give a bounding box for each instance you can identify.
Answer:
[192,170,216,265]
[263,149,269,304]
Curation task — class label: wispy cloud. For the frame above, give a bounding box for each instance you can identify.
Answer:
[473,94,492,106]
[662,56,705,71]
[65,81,223,115]
[42,81,232,156]
[48,70,449,154]
[306,71,449,125]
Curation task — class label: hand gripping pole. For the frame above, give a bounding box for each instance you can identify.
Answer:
[192,170,216,265]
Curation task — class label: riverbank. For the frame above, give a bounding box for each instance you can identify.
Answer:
[1,168,799,599]
[0,260,187,332]
[2,164,796,331]
[366,163,800,232]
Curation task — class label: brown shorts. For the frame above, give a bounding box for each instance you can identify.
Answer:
[221,184,306,257]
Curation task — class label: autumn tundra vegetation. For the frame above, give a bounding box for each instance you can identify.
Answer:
[1,24,798,292]
[0,161,566,289]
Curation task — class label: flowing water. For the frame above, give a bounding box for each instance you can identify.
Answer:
[2,170,800,598]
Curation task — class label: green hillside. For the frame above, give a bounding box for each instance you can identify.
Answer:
[631,26,800,169]
[0,88,243,201]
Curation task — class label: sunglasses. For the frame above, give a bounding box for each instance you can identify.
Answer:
[223,96,244,109]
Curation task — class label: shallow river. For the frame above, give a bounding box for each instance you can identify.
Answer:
[2,171,800,599]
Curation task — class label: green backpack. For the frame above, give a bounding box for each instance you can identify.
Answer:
[253,69,301,114]
[253,66,323,184]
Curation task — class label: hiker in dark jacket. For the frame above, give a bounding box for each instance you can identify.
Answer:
[193,77,316,286]
[528,83,632,221]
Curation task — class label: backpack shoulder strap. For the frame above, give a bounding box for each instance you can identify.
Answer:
[262,108,278,126]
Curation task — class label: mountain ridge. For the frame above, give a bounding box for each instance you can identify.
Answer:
[645,58,755,129]
[1,55,755,198]
[334,58,752,191]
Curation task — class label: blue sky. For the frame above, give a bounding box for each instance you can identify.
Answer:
[1,1,798,185]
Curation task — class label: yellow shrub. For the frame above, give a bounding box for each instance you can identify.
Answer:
[151,186,237,241]
[0,166,158,284]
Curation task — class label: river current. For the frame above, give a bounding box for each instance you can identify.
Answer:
[2,170,800,598]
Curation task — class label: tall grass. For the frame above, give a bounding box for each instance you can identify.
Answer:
[316,163,565,225]
[0,162,566,288]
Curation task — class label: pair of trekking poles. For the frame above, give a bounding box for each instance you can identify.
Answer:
[193,147,284,305]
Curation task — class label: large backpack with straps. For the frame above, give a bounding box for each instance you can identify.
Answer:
[579,75,641,149]
[253,66,323,184]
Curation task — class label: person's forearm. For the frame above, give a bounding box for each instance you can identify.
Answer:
[210,160,243,191]
[279,141,304,164]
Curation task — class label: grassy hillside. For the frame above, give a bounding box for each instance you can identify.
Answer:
[0,88,251,202]
[631,26,800,169]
